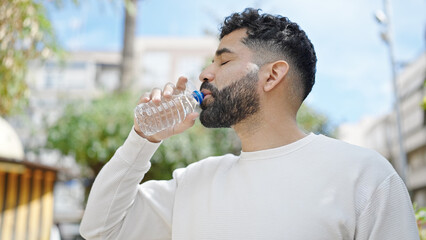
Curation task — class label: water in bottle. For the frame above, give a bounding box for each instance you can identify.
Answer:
[134,82,204,136]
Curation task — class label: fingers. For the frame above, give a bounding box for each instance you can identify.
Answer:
[184,112,200,126]
[150,87,163,104]
[163,82,175,98]
[138,76,190,105]
[137,92,150,104]
[134,76,196,141]
[138,86,169,105]
[173,112,199,135]
[176,76,188,92]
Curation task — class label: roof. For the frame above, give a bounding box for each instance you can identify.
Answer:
[0,157,59,173]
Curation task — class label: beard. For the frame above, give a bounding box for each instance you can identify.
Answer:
[199,70,260,128]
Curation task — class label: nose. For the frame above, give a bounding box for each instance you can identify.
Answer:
[199,64,215,83]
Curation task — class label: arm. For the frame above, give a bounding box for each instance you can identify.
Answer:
[355,173,420,240]
[80,77,198,239]
[80,129,182,239]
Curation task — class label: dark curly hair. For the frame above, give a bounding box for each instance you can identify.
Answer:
[220,8,317,102]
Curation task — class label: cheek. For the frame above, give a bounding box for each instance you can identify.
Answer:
[245,62,260,73]
[216,63,256,90]
[215,73,234,90]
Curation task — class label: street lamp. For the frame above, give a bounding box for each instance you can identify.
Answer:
[375,0,408,183]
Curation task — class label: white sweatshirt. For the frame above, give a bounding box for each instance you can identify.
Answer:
[80,129,419,240]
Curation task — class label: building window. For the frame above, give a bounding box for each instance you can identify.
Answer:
[44,61,90,90]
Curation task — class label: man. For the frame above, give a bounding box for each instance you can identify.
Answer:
[80,8,419,239]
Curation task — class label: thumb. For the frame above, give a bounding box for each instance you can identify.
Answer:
[174,112,199,134]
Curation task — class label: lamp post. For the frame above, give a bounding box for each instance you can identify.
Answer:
[375,0,408,183]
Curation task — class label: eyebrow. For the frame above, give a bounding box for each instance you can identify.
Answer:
[215,48,233,57]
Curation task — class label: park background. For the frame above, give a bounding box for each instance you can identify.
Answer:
[0,0,425,239]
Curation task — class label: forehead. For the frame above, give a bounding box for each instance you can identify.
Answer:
[216,28,253,58]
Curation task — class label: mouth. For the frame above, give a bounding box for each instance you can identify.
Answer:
[201,89,213,99]
[200,89,215,110]
[200,82,218,103]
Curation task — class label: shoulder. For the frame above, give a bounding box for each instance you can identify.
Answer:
[313,134,395,175]
[312,135,404,209]
[305,134,400,197]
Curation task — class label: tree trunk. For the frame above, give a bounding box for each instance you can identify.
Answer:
[118,0,137,92]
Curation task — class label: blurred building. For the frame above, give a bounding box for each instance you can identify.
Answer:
[27,36,216,100]
[135,36,217,89]
[22,36,217,139]
[338,52,426,205]
[18,35,217,167]
[0,117,57,240]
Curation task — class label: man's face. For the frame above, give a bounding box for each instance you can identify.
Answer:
[199,70,260,128]
[199,29,261,128]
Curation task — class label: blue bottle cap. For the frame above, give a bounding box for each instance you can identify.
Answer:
[192,90,204,104]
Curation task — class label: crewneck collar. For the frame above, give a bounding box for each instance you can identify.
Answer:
[239,133,317,161]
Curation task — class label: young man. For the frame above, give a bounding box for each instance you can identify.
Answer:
[80,8,419,239]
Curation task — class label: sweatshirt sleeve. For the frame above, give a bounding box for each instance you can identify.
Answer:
[80,128,182,240]
[355,173,420,240]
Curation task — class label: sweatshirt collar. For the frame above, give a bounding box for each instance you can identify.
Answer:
[239,133,317,161]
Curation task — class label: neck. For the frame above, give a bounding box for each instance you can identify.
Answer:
[233,111,307,152]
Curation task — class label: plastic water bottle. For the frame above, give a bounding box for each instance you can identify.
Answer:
[134,81,204,136]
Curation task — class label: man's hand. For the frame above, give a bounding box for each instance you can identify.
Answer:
[133,76,199,143]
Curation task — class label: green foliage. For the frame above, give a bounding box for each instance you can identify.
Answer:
[49,0,79,8]
[414,203,426,239]
[422,97,426,110]
[0,0,61,116]
[123,0,137,17]
[46,92,135,175]
[297,104,335,136]
[422,80,426,110]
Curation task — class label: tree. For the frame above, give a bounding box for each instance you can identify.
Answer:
[0,0,60,116]
[118,0,138,91]
[297,104,335,137]
[46,92,136,177]
[414,203,426,239]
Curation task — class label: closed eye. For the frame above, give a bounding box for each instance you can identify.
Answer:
[221,60,230,66]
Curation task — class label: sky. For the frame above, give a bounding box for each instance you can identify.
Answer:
[45,0,425,125]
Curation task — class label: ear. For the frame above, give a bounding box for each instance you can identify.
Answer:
[262,61,289,92]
